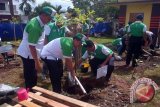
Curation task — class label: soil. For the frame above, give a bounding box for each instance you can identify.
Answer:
[0,51,160,107]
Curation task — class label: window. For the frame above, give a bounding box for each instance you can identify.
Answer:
[0,3,5,10]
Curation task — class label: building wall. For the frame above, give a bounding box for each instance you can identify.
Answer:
[125,3,152,30]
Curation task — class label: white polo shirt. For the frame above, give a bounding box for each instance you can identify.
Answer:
[17,16,45,59]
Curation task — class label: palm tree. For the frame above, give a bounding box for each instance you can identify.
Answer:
[19,0,35,16]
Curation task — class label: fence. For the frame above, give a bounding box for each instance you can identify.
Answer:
[0,23,26,41]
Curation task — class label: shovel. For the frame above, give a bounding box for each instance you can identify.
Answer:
[75,76,87,94]
[67,72,87,94]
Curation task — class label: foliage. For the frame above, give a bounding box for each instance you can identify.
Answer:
[95,17,104,22]
[71,0,119,20]
[11,17,20,23]
[30,2,66,19]
[19,0,35,16]
[66,8,95,25]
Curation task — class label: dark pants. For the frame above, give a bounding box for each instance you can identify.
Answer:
[89,57,114,81]
[20,56,37,89]
[126,36,143,67]
[42,58,63,93]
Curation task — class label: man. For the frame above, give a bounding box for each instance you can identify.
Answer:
[145,31,155,49]
[17,6,56,90]
[78,40,114,82]
[40,33,84,93]
[44,16,73,45]
[41,16,73,80]
[126,14,147,67]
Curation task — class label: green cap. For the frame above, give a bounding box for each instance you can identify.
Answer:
[73,33,88,45]
[41,6,56,19]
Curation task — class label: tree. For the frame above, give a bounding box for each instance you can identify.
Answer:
[71,0,119,20]
[19,0,35,16]
[30,2,66,19]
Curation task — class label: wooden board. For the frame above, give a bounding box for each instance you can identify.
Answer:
[5,86,97,107]
[33,86,97,107]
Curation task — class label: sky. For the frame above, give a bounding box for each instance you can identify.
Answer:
[35,0,73,10]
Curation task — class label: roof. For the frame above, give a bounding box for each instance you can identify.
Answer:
[107,0,160,5]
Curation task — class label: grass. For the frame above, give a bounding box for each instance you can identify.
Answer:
[90,36,115,44]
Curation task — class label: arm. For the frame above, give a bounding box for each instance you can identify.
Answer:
[143,25,148,47]
[100,46,113,67]
[29,45,42,72]
[65,27,74,37]
[65,58,75,78]
[100,54,112,67]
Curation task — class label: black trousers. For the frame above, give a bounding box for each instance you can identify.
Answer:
[20,56,37,89]
[42,58,63,93]
[126,36,143,66]
[89,57,114,81]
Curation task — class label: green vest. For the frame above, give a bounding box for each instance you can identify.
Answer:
[25,17,43,44]
[47,23,66,42]
[130,21,145,37]
[89,44,113,60]
[112,38,122,46]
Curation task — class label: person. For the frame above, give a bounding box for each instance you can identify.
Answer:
[117,24,125,38]
[17,6,56,90]
[112,38,122,56]
[78,40,115,82]
[40,33,84,93]
[145,31,155,49]
[126,14,147,67]
[41,16,73,80]
[44,16,73,45]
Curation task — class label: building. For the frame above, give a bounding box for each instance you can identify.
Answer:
[112,0,160,34]
[0,0,19,22]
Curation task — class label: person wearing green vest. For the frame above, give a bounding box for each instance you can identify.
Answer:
[41,18,72,80]
[17,6,56,90]
[126,14,147,67]
[44,18,72,45]
[78,40,114,82]
[40,33,84,93]
[112,38,122,55]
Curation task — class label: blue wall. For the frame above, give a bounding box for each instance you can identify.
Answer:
[0,23,26,41]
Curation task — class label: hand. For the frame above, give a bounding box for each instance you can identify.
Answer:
[34,59,42,72]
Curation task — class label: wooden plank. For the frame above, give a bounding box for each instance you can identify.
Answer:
[18,100,42,107]
[28,92,70,107]
[33,86,97,107]
[0,103,13,107]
